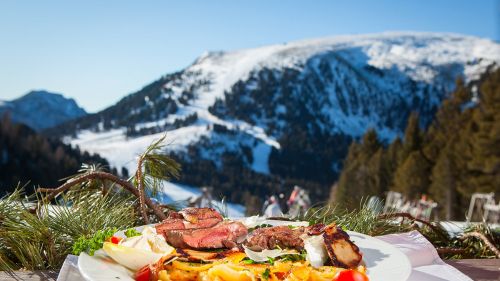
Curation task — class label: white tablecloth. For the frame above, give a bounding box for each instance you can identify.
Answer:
[58,230,472,281]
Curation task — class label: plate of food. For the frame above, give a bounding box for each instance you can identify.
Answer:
[78,207,411,281]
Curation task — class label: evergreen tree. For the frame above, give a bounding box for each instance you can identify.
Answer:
[383,137,402,189]
[333,129,382,208]
[423,78,470,161]
[423,79,472,218]
[429,145,459,220]
[392,112,429,198]
[458,70,500,197]
[399,112,422,162]
[393,151,431,198]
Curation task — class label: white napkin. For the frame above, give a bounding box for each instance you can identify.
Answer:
[377,231,472,281]
[56,255,86,281]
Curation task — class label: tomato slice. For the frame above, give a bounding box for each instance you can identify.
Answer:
[110,236,123,244]
[135,265,151,281]
[333,269,369,281]
[274,272,287,280]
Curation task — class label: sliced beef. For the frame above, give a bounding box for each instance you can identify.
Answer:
[166,211,184,219]
[155,207,224,234]
[245,226,306,251]
[155,217,222,233]
[155,218,186,232]
[163,221,248,249]
[179,207,223,223]
[323,225,362,268]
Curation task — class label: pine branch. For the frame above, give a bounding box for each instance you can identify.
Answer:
[377,212,449,241]
[37,171,166,221]
[135,156,149,223]
[133,134,181,223]
[460,231,500,258]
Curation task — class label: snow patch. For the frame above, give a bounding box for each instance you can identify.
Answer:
[155,181,245,218]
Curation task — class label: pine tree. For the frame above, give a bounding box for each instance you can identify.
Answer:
[458,70,500,197]
[383,137,402,189]
[392,113,429,198]
[366,148,387,196]
[423,79,472,218]
[333,129,382,208]
[393,151,431,199]
[424,78,470,161]
[399,112,422,162]
[429,145,458,220]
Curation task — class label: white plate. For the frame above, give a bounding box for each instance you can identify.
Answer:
[78,224,411,281]
[347,231,411,281]
[78,250,135,281]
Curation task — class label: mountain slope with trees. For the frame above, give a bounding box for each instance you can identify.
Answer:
[332,68,500,220]
[47,33,500,210]
[0,115,108,194]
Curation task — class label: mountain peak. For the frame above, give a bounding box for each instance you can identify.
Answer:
[0,90,87,130]
[60,33,499,199]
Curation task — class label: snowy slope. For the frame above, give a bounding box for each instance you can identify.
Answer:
[0,90,86,130]
[155,181,245,218]
[64,32,500,201]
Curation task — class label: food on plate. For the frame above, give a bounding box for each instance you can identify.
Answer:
[102,226,174,270]
[155,207,249,249]
[156,207,224,232]
[159,220,248,249]
[245,225,306,251]
[323,225,362,269]
[81,207,368,280]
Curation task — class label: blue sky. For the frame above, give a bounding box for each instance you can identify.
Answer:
[1,0,498,112]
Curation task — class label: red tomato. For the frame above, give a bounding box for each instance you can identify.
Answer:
[274,272,286,279]
[333,269,369,281]
[135,265,151,281]
[110,236,123,244]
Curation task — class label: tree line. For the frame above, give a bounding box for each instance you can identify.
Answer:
[0,115,109,194]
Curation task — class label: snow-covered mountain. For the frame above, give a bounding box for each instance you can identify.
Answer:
[0,90,86,130]
[54,32,500,204]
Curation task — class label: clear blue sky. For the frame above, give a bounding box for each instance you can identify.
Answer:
[1,0,498,112]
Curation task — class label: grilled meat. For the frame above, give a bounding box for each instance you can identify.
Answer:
[156,208,224,234]
[245,225,306,251]
[162,221,248,249]
[323,224,362,268]
[179,207,223,223]
[157,208,362,269]
[244,223,362,269]
[155,217,222,233]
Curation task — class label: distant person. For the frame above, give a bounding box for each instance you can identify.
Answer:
[278,193,287,213]
[261,195,271,215]
[288,187,310,218]
[287,185,301,208]
[193,187,213,208]
[264,195,283,217]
